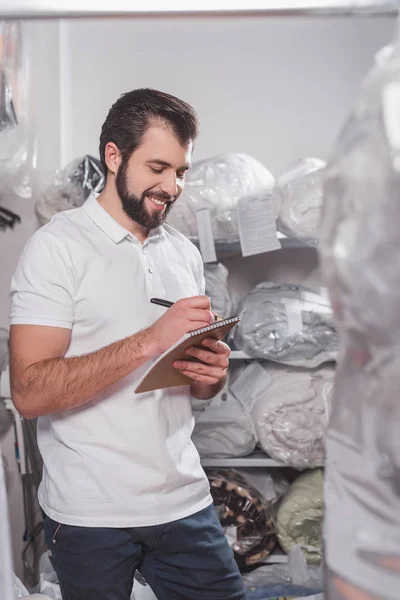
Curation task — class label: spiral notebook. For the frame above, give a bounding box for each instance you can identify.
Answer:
[135,316,240,394]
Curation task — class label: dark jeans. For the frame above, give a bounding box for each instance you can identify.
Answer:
[43,504,245,600]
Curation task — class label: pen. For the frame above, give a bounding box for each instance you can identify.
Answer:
[150,297,223,321]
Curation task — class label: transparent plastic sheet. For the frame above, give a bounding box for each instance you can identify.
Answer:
[318,24,400,600]
[243,545,324,592]
[277,469,324,565]
[35,156,105,226]
[0,451,14,600]
[0,327,8,371]
[251,365,334,469]
[192,391,257,459]
[207,468,278,567]
[204,262,236,318]
[166,153,276,243]
[234,282,339,367]
[0,21,36,200]
[276,158,326,247]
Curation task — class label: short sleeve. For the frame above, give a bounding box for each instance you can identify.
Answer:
[10,231,74,329]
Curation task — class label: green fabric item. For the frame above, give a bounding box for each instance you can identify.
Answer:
[277,468,324,564]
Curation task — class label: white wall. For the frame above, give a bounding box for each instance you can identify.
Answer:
[1,13,396,584]
[59,16,395,176]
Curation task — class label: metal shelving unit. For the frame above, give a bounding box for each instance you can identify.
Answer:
[202,449,285,468]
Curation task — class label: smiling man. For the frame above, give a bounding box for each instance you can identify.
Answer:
[9,89,245,600]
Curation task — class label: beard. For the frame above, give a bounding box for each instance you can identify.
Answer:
[115,159,174,230]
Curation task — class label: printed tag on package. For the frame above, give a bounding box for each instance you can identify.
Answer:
[231,362,272,412]
[382,82,400,152]
[195,208,217,263]
[237,194,281,257]
[283,298,303,334]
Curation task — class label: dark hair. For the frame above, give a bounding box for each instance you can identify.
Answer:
[99,88,199,175]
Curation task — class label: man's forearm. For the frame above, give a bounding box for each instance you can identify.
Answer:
[13,329,155,418]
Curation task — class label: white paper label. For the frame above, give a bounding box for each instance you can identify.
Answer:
[195,208,217,263]
[382,82,400,150]
[283,298,303,334]
[225,526,237,547]
[237,195,281,257]
[231,362,272,412]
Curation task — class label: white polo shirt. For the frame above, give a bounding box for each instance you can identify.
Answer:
[10,193,212,527]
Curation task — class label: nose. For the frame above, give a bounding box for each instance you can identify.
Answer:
[161,172,179,198]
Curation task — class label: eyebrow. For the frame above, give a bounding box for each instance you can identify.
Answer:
[147,159,190,171]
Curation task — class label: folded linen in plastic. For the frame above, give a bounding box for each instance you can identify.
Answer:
[35,155,105,226]
[235,282,338,367]
[208,468,280,567]
[277,469,324,565]
[166,153,275,243]
[252,365,334,469]
[192,392,256,458]
[275,158,326,247]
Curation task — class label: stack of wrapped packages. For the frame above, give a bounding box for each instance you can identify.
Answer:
[166,152,276,244]
[274,157,326,247]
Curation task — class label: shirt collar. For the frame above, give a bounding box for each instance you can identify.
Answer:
[83,193,165,244]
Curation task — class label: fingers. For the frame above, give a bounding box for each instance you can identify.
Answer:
[201,338,230,355]
[175,295,212,310]
[184,346,230,368]
[178,370,223,385]
[174,362,228,385]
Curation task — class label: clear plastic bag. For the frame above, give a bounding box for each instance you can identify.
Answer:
[0,21,36,200]
[235,282,339,367]
[251,365,334,469]
[166,153,275,243]
[204,263,235,319]
[0,451,14,600]
[192,392,256,459]
[207,468,278,567]
[319,28,400,600]
[277,469,324,565]
[35,156,105,226]
[276,157,326,247]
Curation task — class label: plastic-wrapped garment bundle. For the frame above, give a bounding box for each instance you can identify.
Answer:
[204,263,236,319]
[251,365,334,469]
[235,282,339,367]
[0,452,14,600]
[275,158,326,247]
[0,328,8,372]
[318,29,400,600]
[166,153,275,243]
[242,545,324,593]
[0,22,36,199]
[277,469,324,565]
[35,156,105,226]
[208,468,279,567]
[192,392,256,459]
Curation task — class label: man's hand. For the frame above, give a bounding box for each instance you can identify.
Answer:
[174,338,231,390]
[148,296,214,357]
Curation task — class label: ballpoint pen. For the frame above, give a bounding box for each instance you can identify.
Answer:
[150,297,223,321]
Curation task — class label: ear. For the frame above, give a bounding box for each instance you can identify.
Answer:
[105,142,122,175]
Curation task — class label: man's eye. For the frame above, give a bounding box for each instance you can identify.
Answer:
[177,172,186,179]
[150,167,163,174]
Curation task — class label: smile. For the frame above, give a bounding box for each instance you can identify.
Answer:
[148,195,167,207]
